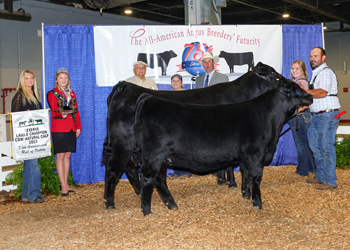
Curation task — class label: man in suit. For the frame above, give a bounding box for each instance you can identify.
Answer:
[195,52,229,89]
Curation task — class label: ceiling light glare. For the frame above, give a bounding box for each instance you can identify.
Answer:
[125,9,132,14]
[282,13,289,18]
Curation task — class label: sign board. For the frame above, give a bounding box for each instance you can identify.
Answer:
[94,25,282,87]
[11,109,51,161]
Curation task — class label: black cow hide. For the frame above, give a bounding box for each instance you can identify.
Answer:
[135,77,313,216]
[103,62,280,209]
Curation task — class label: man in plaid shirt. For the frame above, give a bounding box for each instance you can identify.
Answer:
[305,47,341,190]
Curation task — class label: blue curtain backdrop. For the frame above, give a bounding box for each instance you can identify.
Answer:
[42,24,323,184]
[269,24,323,166]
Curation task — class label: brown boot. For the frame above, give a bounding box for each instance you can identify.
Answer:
[316,184,337,190]
[306,177,323,184]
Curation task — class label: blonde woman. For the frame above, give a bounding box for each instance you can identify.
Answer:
[288,60,316,177]
[11,70,44,204]
[47,68,81,196]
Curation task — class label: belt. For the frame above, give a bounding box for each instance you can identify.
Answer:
[314,109,339,115]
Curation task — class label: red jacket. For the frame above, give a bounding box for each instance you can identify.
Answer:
[47,87,82,133]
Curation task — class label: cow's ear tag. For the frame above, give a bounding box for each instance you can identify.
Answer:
[295,91,299,96]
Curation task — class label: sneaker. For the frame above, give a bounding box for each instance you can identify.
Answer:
[306,177,323,184]
[31,196,45,204]
[316,184,337,190]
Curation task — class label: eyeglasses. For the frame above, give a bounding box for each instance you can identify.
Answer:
[136,66,146,70]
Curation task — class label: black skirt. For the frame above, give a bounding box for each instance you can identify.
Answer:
[52,130,76,154]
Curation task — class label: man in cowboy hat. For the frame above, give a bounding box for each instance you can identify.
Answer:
[195,52,229,89]
[126,61,158,90]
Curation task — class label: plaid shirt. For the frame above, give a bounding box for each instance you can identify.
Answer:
[309,63,341,113]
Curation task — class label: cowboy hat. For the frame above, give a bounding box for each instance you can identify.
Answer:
[133,61,148,68]
[197,52,220,65]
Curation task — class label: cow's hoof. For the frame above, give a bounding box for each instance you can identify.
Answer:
[242,193,251,199]
[229,182,238,188]
[217,179,226,186]
[253,205,262,210]
[105,201,115,209]
[165,202,178,210]
[142,210,152,216]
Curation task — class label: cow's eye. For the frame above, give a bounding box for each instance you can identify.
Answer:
[295,91,299,96]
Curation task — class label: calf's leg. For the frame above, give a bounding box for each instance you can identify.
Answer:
[104,146,133,209]
[217,170,227,185]
[240,163,251,199]
[249,166,263,209]
[140,159,161,216]
[155,165,177,210]
[125,159,141,196]
[226,166,237,188]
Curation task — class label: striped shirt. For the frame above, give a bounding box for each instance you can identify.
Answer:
[309,63,340,113]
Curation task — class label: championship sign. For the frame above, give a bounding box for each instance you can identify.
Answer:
[94,25,282,87]
[11,109,51,161]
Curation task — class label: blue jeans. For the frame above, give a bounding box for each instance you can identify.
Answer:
[173,170,192,177]
[22,159,42,202]
[288,109,316,176]
[309,110,340,186]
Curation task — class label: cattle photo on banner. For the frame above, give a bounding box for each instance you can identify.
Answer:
[94,25,282,89]
[11,109,51,161]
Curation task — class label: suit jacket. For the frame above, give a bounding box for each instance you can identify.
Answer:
[195,70,229,89]
[47,87,82,133]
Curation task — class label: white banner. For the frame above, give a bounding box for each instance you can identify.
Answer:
[11,109,51,161]
[94,25,282,87]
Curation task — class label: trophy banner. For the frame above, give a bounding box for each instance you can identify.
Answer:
[11,109,51,161]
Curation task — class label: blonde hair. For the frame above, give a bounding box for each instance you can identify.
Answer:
[290,60,308,79]
[55,71,72,92]
[13,70,41,106]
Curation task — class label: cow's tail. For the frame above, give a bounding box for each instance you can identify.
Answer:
[134,93,153,152]
[101,81,128,167]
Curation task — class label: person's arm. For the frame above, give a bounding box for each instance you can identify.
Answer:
[11,93,23,112]
[72,91,82,137]
[305,68,333,98]
[304,88,328,98]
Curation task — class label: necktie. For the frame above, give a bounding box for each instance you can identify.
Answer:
[204,74,209,88]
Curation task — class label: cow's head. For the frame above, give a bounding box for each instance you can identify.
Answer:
[170,50,177,58]
[252,62,282,86]
[275,75,313,107]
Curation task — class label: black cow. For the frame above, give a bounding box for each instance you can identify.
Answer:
[135,77,313,216]
[219,51,254,73]
[19,121,26,127]
[137,50,177,76]
[103,62,280,209]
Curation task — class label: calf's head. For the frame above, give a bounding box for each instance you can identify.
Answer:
[252,62,282,87]
[275,76,313,107]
